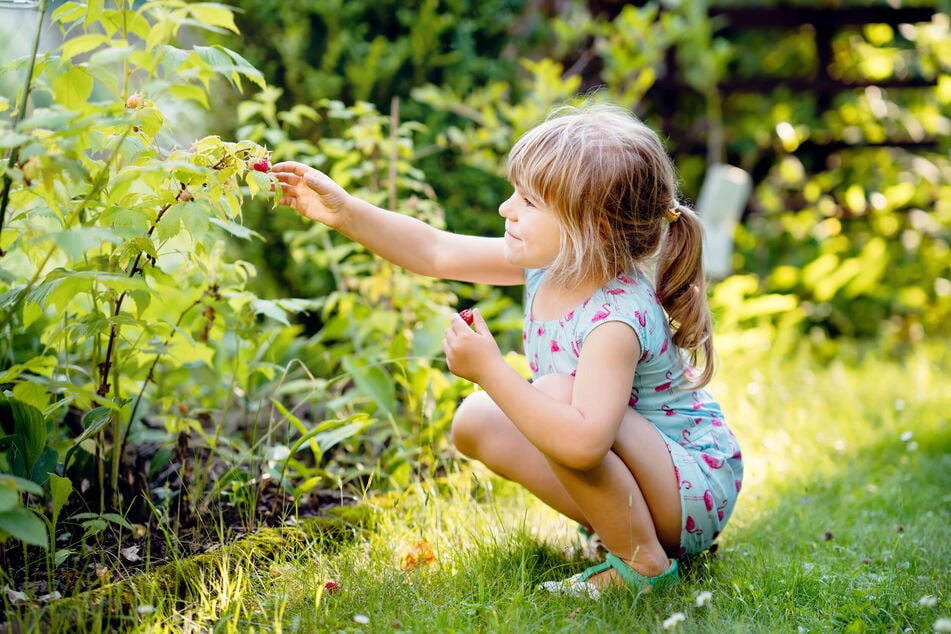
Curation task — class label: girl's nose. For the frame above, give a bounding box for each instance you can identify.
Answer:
[499,192,516,218]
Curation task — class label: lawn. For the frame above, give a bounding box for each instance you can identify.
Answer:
[34,341,950,633]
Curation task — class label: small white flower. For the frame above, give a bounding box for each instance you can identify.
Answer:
[695,590,713,607]
[900,430,913,442]
[907,441,919,452]
[353,614,370,625]
[137,604,156,615]
[662,612,686,629]
[919,595,938,607]
[933,617,951,633]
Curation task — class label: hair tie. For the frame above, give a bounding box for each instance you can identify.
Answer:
[665,207,681,223]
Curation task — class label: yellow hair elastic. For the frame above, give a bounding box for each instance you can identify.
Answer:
[665,207,681,223]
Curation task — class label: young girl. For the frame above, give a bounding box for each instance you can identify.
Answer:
[272,103,743,600]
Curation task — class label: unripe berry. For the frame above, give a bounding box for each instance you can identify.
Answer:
[125,93,143,109]
[21,158,39,183]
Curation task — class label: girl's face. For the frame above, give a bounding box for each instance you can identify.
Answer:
[498,188,563,269]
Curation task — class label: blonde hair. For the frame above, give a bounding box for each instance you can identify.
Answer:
[507,103,716,386]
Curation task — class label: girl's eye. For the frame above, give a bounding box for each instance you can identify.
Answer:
[523,197,535,207]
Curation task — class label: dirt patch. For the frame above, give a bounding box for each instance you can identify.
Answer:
[0,440,357,614]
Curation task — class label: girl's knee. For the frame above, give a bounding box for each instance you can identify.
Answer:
[450,390,494,457]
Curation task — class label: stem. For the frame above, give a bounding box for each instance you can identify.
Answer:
[109,357,121,505]
[95,195,177,397]
[0,0,49,256]
[120,297,204,461]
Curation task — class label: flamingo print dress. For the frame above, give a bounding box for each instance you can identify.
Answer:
[523,267,743,557]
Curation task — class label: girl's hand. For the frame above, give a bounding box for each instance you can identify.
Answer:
[442,309,503,384]
[271,161,351,229]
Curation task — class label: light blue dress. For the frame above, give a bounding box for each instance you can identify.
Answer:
[523,267,744,556]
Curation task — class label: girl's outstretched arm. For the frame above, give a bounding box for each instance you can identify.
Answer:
[272,161,523,286]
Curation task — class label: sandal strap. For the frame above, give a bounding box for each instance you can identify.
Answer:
[600,553,680,591]
[577,560,611,582]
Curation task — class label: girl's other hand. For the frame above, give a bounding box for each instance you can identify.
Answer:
[442,308,503,384]
[272,161,351,229]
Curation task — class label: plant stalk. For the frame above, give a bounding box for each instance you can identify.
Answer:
[0,0,48,256]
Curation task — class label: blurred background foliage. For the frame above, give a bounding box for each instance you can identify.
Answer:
[209,0,950,358]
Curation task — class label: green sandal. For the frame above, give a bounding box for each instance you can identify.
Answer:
[539,554,679,601]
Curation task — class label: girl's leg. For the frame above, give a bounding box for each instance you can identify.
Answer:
[451,374,682,587]
[451,388,588,525]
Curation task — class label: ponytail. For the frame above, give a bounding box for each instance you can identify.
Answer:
[655,205,716,387]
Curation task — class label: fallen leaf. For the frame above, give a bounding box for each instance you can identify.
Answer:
[400,540,437,571]
[121,545,141,562]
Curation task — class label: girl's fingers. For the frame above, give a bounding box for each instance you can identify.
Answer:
[470,309,490,335]
[270,160,307,173]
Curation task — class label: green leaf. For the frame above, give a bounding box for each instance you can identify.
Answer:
[63,407,111,471]
[312,419,369,455]
[100,512,132,530]
[193,45,265,90]
[52,66,94,110]
[0,356,56,383]
[0,508,48,549]
[26,270,90,311]
[11,382,48,414]
[0,475,44,497]
[209,216,263,241]
[0,397,47,478]
[188,3,240,34]
[29,447,58,487]
[156,201,202,242]
[60,33,109,62]
[51,2,87,25]
[49,474,73,529]
[168,83,210,109]
[84,0,104,28]
[80,518,108,537]
[0,486,17,513]
[27,270,150,311]
[116,236,158,269]
[55,549,74,567]
[0,132,34,149]
[252,299,289,326]
[221,47,266,89]
[342,356,397,415]
[49,227,124,261]
[157,45,191,74]
[145,17,178,53]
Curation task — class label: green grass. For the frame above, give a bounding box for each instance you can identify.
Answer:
[30,342,951,633]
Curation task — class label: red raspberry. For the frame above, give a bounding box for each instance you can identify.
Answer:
[459,309,475,326]
[250,158,271,173]
[324,581,340,594]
